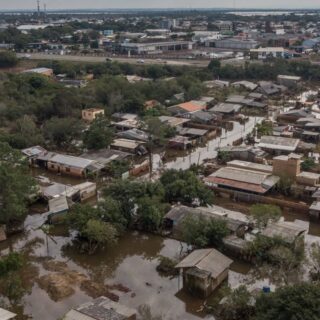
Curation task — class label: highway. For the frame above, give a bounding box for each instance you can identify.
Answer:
[18,53,210,68]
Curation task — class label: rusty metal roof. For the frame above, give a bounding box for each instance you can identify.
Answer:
[176,249,233,279]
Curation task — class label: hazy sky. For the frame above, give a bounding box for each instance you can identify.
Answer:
[0,0,319,10]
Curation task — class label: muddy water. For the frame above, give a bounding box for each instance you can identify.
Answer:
[0,216,215,320]
[0,212,265,320]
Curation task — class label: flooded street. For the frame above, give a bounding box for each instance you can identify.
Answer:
[152,117,261,172]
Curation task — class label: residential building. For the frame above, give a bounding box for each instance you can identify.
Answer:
[204,165,280,195]
[258,136,300,154]
[164,204,250,237]
[250,47,291,59]
[118,41,193,55]
[64,296,137,320]
[213,38,258,50]
[277,75,301,88]
[168,101,207,116]
[261,220,307,245]
[110,139,147,155]
[175,249,233,298]
[82,108,105,122]
[22,67,53,76]
[209,103,242,116]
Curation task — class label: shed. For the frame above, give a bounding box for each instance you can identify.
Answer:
[48,196,69,224]
[176,249,233,298]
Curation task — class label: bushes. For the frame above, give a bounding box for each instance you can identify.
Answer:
[0,51,18,68]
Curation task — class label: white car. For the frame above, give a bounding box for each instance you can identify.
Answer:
[137,59,145,64]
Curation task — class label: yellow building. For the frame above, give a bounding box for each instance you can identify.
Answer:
[82,108,105,122]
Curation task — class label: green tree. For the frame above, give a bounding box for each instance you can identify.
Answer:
[256,122,273,137]
[181,215,228,248]
[0,51,18,68]
[43,117,83,147]
[83,116,114,150]
[142,117,175,178]
[208,59,221,75]
[218,285,255,320]
[249,204,281,229]
[309,243,320,281]
[254,283,320,320]
[0,142,35,225]
[83,219,118,255]
[67,204,118,254]
[160,169,213,206]
[301,158,316,171]
[136,197,166,232]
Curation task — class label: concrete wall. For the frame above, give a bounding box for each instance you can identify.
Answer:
[47,161,85,178]
[273,158,301,179]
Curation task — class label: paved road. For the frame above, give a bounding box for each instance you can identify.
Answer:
[18,53,210,68]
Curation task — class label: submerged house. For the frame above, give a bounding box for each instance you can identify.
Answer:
[261,220,307,245]
[164,205,250,237]
[175,249,233,298]
[22,147,101,178]
[64,296,137,320]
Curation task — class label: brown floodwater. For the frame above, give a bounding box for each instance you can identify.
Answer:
[3,200,320,320]
[0,210,260,320]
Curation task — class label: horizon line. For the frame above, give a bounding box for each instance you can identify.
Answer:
[1,7,320,12]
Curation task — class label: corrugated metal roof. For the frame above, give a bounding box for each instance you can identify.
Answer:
[209,103,242,114]
[176,249,233,279]
[258,136,300,151]
[261,221,307,244]
[212,167,267,185]
[0,308,16,320]
[205,176,267,194]
[50,154,94,169]
[227,160,273,174]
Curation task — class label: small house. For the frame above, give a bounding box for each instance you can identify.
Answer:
[261,220,307,245]
[111,138,147,155]
[64,296,137,320]
[168,101,207,116]
[175,249,233,298]
[82,108,105,122]
[209,103,242,117]
[48,196,69,224]
[144,99,160,110]
[258,136,300,155]
[164,205,250,237]
[277,75,301,89]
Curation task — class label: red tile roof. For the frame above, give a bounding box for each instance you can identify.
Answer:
[178,102,206,112]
